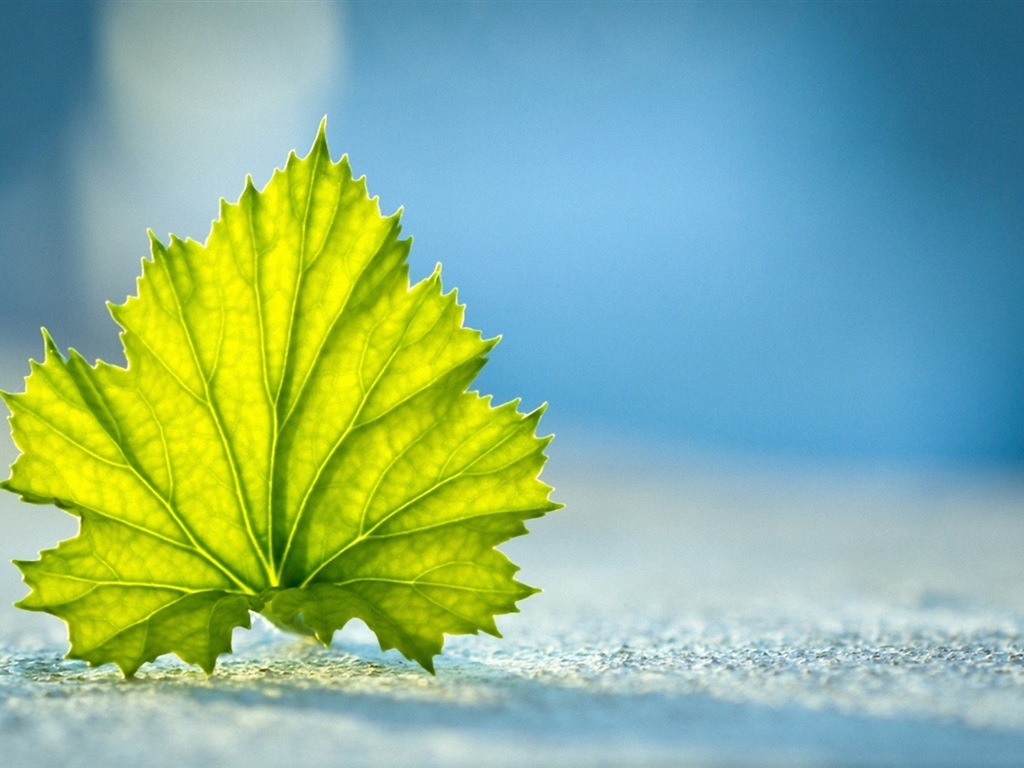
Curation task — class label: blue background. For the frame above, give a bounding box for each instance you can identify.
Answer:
[2,1,1022,467]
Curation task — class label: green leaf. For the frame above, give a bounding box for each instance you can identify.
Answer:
[1,120,560,676]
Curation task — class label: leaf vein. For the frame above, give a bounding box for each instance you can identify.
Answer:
[300,422,527,586]
[159,251,274,585]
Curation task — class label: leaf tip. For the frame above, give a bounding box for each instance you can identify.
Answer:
[315,629,333,647]
[309,116,330,161]
[106,299,127,325]
[527,404,553,434]
[116,661,141,680]
[146,229,166,257]
[39,328,63,361]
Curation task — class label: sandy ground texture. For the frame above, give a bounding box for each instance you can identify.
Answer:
[1,350,1023,766]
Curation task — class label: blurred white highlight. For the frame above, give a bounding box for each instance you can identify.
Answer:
[72,0,344,338]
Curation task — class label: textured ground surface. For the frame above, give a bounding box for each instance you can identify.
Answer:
[1,345,1023,765]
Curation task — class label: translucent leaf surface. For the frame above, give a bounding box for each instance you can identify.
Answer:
[1,122,559,676]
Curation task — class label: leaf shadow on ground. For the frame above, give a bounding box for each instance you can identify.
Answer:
[3,635,1024,767]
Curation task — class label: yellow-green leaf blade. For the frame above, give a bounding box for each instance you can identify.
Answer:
[2,120,559,675]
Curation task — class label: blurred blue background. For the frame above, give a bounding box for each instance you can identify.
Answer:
[2,0,1022,468]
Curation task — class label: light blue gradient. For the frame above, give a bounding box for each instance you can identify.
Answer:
[1,1,1022,466]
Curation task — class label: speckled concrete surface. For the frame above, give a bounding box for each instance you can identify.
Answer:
[2,350,1023,765]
